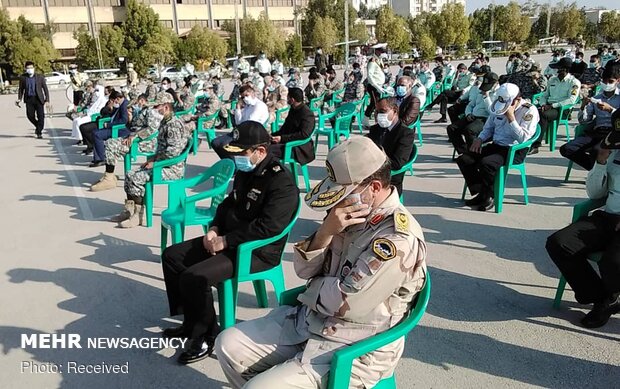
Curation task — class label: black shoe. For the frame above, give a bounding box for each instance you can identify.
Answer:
[178,337,215,364]
[475,197,494,212]
[89,161,104,168]
[76,140,83,146]
[36,134,43,139]
[465,194,484,207]
[162,325,189,339]
[82,148,93,155]
[433,117,447,123]
[528,147,539,155]
[581,293,620,328]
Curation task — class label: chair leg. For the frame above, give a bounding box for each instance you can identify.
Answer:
[218,280,237,329]
[520,166,529,204]
[301,164,310,192]
[145,183,153,228]
[171,223,184,245]
[549,122,558,152]
[124,155,131,175]
[564,161,574,182]
[253,280,269,308]
[553,276,567,309]
[192,131,198,155]
[417,125,423,146]
[160,225,168,253]
[289,162,299,187]
[461,181,467,200]
[494,167,506,214]
[270,266,286,304]
[564,122,571,143]
[313,133,319,154]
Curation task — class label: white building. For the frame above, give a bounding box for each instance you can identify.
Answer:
[584,8,620,24]
[352,0,387,11]
[392,0,465,19]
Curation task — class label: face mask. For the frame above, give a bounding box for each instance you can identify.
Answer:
[26,68,34,76]
[552,56,559,61]
[601,82,617,92]
[267,86,275,92]
[376,112,392,128]
[396,85,407,97]
[149,109,163,121]
[113,103,120,108]
[132,105,141,114]
[161,84,168,91]
[557,70,568,80]
[589,62,597,68]
[243,96,256,106]
[345,184,371,206]
[575,59,582,64]
[353,68,360,73]
[233,154,256,172]
[190,79,197,85]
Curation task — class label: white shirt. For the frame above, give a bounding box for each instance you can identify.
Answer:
[255,58,272,74]
[234,99,269,126]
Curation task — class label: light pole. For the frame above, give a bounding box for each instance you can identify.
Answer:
[345,0,349,71]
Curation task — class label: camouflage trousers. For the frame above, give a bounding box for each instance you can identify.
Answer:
[124,164,184,199]
[105,137,157,166]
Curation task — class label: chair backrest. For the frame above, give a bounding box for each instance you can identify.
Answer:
[211,160,236,208]
[334,103,356,132]
[391,143,418,176]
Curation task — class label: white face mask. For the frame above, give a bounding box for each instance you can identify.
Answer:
[601,82,617,92]
[243,96,256,106]
[113,103,120,108]
[26,68,34,76]
[376,112,392,128]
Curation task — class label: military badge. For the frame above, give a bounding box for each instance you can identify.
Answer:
[394,212,409,234]
[372,238,396,261]
[325,160,336,181]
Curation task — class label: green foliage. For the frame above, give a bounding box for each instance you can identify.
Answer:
[286,34,304,67]
[599,11,620,43]
[417,33,436,60]
[73,27,100,69]
[122,0,163,52]
[99,25,127,67]
[175,26,227,66]
[376,6,410,53]
[357,3,379,20]
[350,21,369,46]
[302,0,360,46]
[311,16,339,55]
[224,13,286,58]
[493,1,531,46]
[468,8,491,49]
[549,2,585,41]
[427,3,469,49]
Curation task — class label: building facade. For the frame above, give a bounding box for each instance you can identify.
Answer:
[392,0,465,19]
[1,0,305,54]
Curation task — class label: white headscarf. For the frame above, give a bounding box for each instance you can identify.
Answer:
[87,85,107,116]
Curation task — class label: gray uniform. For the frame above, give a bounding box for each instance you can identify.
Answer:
[104,108,163,166]
[124,115,189,198]
[216,190,427,389]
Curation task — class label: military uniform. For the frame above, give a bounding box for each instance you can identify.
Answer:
[534,73,581,148]
[179,90,195,111]
[216,137,427,389]
[124,114,189,199]
[104,108,163,167]
[184,93,222,134]
[265,84,288,125]
[127,68,139,88]
[419,69,435,90]
[146,83,159,100]
[305,79,326,102]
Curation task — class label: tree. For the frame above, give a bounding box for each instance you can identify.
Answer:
[122,0,162,53]
[350,21,369,46]
[550,3,585,41]
[302,0,360,46]
[98,25,127,67]
[598,11,620,43]
[11,36,58,73]
[417,33,436,60]
[73,27,100,69]
[468,8,492,49]
[375,6,410,53]
[224,14,286,57]
[427,3,469,49]
[357,3,379,20]
[175,26,227,67]
[311,16,339,55]
[286,34,304,67]
[494,2,531,47]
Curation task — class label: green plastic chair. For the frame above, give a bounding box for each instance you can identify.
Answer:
[123,131,159,174]
[270,105,291,133]
[96,116,125,138]
[143,142,193,228]
[226,100,238,129]
[314,103,356,152]
[442,75,454,92]
[282,136,313,192]
[546,103,573,152]
[160,159,235,252]
[531,92,543,106]
[352,97,367,134]
[217,200,301,329]
[174,105,195,118]
[461,124,541,214]
[327,88,345,108]
[553,197,606,308]
[564,124,587,182]
[192,109,221,155]
[407,109,424,147]
[309,93,326,115]
[391,144,418,202]
[279,273,431,389]
[425,81,442,109]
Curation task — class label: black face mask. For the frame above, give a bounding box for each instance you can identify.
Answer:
[557,69,568,80]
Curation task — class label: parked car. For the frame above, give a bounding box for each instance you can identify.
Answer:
[159,66,189,80]
[44,72,71,86]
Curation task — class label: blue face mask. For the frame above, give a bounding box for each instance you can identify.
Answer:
[396,85,407,97]
[233,154,256,172]
[132,105,141,115]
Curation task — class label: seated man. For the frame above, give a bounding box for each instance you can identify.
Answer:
[304,72,326,103]
[560,67,620,171]
[161,121,299,364]
[269,88,315,165]
[324,68,343,103]
[394,77,421,128]
[71,83,107,144]
[546,112,620,328]
[175,81,195,112]
[570,52,587,80]
[432,56,445,82]
[508,62,547,100]
[87,90,129,167]
[112,92,190,228]
[178,82,221,137]
[342,64,365,103]
[215,136,427,389]
[368,97,416,195]
[263,75,288,124]
[91,94,163,192]
[447,72,499,155]
[580,54,604,98]
[429,63,475,123]
[212,84,269,158]
[447,65,491,123]
[457,83,539,211]
[531,57,581,154]
[418,60,436,91]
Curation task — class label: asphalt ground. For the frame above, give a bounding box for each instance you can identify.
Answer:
[0,51,618,388]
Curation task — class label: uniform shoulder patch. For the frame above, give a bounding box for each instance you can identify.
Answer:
[394,212,410,235]
[523,113,533,121]
[272,164,282,173]
[372,238,397,261]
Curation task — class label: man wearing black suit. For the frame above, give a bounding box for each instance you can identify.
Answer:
[269,87,316,166]
[89,90,130,167]
[395,76,421,129]
[367,97,416,195]
[17,61,49,139]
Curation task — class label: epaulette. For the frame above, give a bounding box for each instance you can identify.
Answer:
[522,102,532,108]
[394,211,411,235]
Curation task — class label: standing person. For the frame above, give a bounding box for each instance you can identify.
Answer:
[126,63,139,89]
[69,64,85,107]
[255,52,272,78]
[363,49,386,127]
[215,136,427,388]
[161,121,299,364]
[530,57,581,155]
[546,109,620,328]
[16,61,49,139]
[314,47,327,72]
[235,54,250,81]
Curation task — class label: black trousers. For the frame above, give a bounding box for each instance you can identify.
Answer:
[447,101,467,124]
[364,84,381,118]
[533,107,559,148]
[161,236,272,341]
[73,90,84,106]
[559,126,610,171]
[447,117,486,155]
[546,211,620,304]
[79,121,98,151]
[25,96,45,135]
[457,143,527,199]
[431,90,462,116]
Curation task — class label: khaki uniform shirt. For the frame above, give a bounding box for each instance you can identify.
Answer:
[540,74,581,108]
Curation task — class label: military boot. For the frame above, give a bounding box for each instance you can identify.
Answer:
[120,204,145,228]
[111,200,135,222]
[91,172,117,192]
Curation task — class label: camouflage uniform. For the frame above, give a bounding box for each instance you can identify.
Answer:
[124,114,189,199]
[304,79,326,102]
[508,71,546,100]
[265,84,289,124]
[179,90,195,111]
[104,108,163,166]
[146,83,159,100]
[184,93,221,134]
[216,189,427,388]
